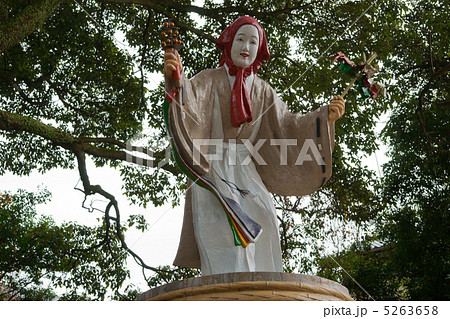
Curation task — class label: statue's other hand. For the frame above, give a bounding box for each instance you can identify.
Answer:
[328,95,345,124]
[164,48,182,79]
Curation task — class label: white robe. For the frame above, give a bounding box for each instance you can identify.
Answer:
[191,68,282,275]
[168,66,335,271]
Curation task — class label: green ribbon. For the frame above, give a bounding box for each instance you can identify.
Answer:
[339,62,353,75]
[338,62,371,99]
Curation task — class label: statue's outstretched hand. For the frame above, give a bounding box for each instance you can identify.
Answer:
[328,95,345,124]
[164,48,182,79]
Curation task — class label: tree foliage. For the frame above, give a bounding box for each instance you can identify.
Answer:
[315,0,449,300]
[0,0,448,300]
[0,189,139,300]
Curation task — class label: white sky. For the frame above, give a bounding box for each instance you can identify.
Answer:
[0,158,184,292]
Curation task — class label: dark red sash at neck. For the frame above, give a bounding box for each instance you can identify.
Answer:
[227,61,253,128]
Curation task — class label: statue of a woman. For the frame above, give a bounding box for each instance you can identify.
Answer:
[164,16,344,275]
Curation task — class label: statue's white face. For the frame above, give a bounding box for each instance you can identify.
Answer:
[230,24,259,68]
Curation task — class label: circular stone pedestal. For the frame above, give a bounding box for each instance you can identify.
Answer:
[137,272,353,301]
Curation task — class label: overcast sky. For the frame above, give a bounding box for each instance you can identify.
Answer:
[0,157,184,292]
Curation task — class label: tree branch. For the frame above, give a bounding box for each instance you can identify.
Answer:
[271,53,303,70]
[416,60,450,148]
[140,9,151,110]
[396,62,429,77]
[0,109,180,175]
[73,149,174,278]
[77,136,166,158]
[122,0,316,20]
[0,0,68,53]
[1,69,53,89]
[6,270,50,301]
[96,0,216,43]
[11,83,49,107]
[46,79,97,119]
[96,0,317,44]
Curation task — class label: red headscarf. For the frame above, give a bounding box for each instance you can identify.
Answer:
[216,16,270,128]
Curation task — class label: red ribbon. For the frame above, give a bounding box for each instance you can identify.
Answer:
[165,89,179,103]
[227,61,253,127]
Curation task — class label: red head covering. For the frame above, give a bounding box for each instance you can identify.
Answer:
[216,16,270,128]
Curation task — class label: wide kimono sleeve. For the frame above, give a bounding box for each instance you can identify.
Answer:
[254,81,335,196]
[166,68,225,269]
[165,69,221,176]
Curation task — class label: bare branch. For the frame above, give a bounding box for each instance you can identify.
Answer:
[73,149,174,278]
